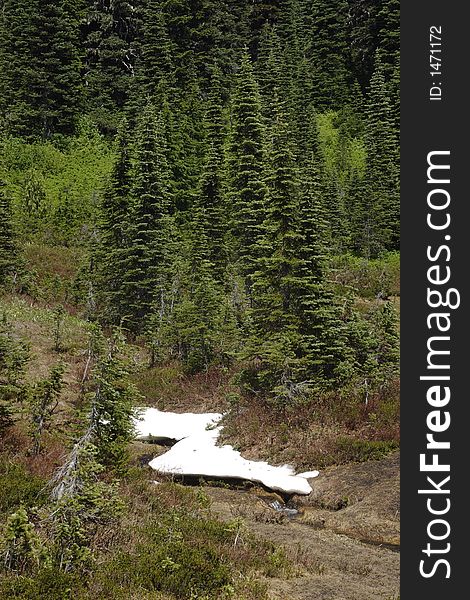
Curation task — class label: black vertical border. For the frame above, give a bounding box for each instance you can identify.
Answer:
[401,2,469,597]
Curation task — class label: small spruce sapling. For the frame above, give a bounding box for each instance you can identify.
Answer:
[0,317,29,436]
[28,362,65,455]
[53,305,66,353]
[1,507,46,574]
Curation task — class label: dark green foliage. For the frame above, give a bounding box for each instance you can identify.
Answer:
[167,226,225,374]
[0,0,37,136]
[94,119,133,323]
[120,103,172,332]
[196,66,229,283]
[256,25,284,121]
[132,0,174,101]
[227,51,268,296]
[165,77,207,214]
[84,1,137,133]
[0,0,83,139]
[303,0,351,110]
[89,327,140,471]
[243,93,347,402]
[192,0,251,82]
[376,0,400,137]
[0,318,29,436]
[352,54,399,257]
[0,462,47,513]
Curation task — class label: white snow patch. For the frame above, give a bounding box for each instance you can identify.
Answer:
[296,470,320,479]
[134,408,315,496]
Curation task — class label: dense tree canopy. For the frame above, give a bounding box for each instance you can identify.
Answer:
[0,0,399,396]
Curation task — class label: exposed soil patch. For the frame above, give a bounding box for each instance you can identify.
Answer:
[200,453,400,600]
[297,452,400,547]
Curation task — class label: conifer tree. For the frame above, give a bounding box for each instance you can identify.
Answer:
[121,104,172,332]
[347,0,380,90]
[0,0,37,136]
[2,507,45,574]
[377,0,400,140]
[169,76,207,214]
[227,51,268,297]
[196,66,228,283]
[356,53,399,257]
[245,92,346,402]
[89,328,139,471]
[49,327,133,568]
[303,0,351,111]
[244,91,304,400]
[256,25,283,121]
[85,0,137,132]
[374,300,399,382]
[157,0,199,88]
[28,363,65,455]
[132,1,174,102]
[249,0,281,56]
[95,119,133,323]
[169,224,223,374]
[192,0,250,84]
[0,318,29,437]
[50,441,123,572]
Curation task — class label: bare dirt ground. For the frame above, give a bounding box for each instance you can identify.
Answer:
[203,452,400,600]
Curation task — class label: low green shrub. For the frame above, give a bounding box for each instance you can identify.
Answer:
[93,514,235,599]
[0,461,47,513]
[334,437,399,463]
[0,568,82,599]
[331,252,400,298]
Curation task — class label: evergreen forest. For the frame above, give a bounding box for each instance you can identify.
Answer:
[0,1,400,598]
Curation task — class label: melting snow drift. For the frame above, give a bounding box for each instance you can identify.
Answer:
[135,408,317,495]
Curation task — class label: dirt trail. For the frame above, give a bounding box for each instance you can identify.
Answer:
[204,453,400,600]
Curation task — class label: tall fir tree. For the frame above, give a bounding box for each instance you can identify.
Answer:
[84,0,137,132]
[95,119,133,323]
[303,0,351,111]
[376,0,400,139]
[256,24,283,121]
[354,53,399,257]
[121,103,172,332]
[89,327,140,471]
[245,92,346,402]
[192,0,250,84]
[227,51,268,298]
[169,220,223,374]
[0,0,37,136]
[195,66,228,283]
[132,1,174,104]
